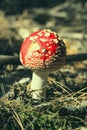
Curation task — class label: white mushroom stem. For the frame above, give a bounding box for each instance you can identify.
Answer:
[30,70,49,100]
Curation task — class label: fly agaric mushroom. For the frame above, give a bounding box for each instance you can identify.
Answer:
[20,29,66,101]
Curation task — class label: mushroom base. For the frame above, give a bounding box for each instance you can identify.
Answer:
[30,70,49,101]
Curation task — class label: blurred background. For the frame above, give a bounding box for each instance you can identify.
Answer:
[0,0,87,55]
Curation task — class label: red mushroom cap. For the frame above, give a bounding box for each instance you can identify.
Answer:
[20,29,66,70]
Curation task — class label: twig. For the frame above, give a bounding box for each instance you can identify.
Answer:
[66,53,87,63]
[0,53,87,66]
[0,55,20,65]
[52,80,80,105]
[9,102,25,130]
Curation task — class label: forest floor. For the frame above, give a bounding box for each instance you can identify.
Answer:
[0,1,87,130]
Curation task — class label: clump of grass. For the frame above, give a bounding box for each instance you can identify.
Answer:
[0,73,86,130]
[0,93,85,130]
